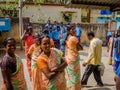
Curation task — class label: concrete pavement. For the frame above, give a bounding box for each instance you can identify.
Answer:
[0,47,116,90]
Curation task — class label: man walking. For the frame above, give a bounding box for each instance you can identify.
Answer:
[81,31,104,87]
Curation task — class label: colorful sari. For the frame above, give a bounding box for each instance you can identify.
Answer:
[65,36,81,90]
[1,55,27,90]
[36,48,66,90]
[24,35,34,79]
[60,32,67,56]
[28,44,42,90]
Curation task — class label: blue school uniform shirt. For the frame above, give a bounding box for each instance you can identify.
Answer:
[76,26,82,37]
[52,30,61,40]
[53,25,57,31]
[60,26,67,31]
[49,31,53,39]
[60,32,67,51]
[45,24,52,30]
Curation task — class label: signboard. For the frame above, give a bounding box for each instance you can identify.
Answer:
[0,18,11,32]
[100,10,112,15]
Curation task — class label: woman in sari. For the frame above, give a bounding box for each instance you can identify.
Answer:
[0,37,27,90]
[21,26,35,80]
[27,33,41,90]
[107,32,115,65]
[65,26,83,90]
[59,28,67,56]
[36,34,67,90]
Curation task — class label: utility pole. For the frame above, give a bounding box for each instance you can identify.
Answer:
[19,0,23,50]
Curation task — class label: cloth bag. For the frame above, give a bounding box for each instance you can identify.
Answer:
[98,62,105,76]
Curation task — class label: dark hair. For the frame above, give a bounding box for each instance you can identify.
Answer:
[87,31,95,37]
[57,26,60,29]
[50,27,53,29]
[27,26,33,31]
[39,34,50,44]
[3,37,16,47]
[42,29,49,35]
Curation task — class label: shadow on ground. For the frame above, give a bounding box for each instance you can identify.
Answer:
[104,83,115,86]
[88,88,111,90]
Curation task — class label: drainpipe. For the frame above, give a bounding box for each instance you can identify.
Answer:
[19,0,23,50]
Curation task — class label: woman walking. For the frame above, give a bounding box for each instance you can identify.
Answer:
[27,33,41,90]
[65,26,83,90]
[22,26,34,80]
[0,37,27,90]
[107,32,115,65]
[36,34,67,90]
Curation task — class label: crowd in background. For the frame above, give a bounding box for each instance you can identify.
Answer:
[44,20,82,50]
[0,20,120,90]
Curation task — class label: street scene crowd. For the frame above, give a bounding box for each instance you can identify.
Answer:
[0,20,120,90]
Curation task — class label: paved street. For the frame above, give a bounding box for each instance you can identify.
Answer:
[0,46,116,90]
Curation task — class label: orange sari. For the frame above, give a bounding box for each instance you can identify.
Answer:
[36,48,66,90]
[65,36,81,90]
[28,44,41,90]
[1,55,27,90]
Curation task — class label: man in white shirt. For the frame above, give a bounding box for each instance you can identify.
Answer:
[81,31,103,87]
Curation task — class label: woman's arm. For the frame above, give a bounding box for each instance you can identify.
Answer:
[1,68,14,90]
[37,56,58,80]
[51,58,67,72]
[42,60,67,80]
[21,30,27,40]
[77,43,83,51]
[41,67,57,80]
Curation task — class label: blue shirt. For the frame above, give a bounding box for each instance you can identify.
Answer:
[107,31,112,37]
[116,65,120,77]
[49,31,53,39]
[53,25,57,31]
[60,26,67,31]
[113,37,120,77]
[76,26,82,37]
[45,24,52,30]
[113,37,120,62]
[52,30,61,40]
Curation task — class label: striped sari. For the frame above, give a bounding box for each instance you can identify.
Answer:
[29,44,42,90]
[65,36,81,90]
[1,56,27,90]
[36,48,66,90]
